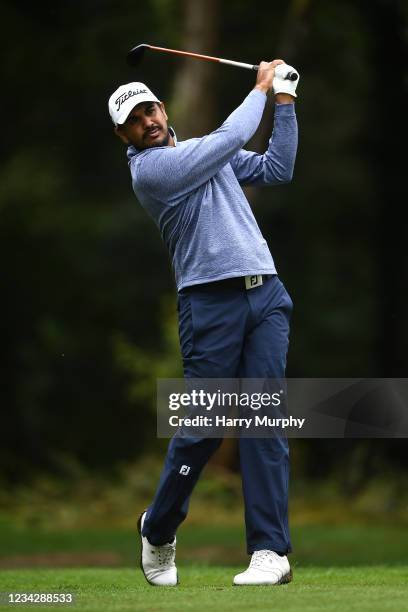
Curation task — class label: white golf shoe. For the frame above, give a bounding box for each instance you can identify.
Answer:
[233,550,292,586]
[137,511,178,586]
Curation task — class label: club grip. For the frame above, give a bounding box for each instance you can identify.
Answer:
[252,65,298,81]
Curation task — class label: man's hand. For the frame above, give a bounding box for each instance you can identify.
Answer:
[254,60,299,103]
[273,64,299,101]
[254,60,285,94]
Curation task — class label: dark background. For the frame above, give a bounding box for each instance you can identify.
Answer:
[1,0,407,489]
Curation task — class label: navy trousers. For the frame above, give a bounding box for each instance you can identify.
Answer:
[142,275,293,554]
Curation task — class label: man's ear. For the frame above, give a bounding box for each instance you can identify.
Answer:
[114,126,130,145]
[159,102,168,121]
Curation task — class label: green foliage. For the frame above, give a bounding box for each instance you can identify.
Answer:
[113,295,183,413]
[1,455,407,532]
[1,0,407,481]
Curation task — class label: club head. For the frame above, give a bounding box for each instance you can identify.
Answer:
[127,43,150,67]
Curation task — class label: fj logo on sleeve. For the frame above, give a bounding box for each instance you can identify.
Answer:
[245,275,263,290]
[179,465,191,475]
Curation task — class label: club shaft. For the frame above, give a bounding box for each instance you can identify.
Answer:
[146,45,297,80]
[149,45,221,64]
[149,45,257,70]
[219,58,258,71]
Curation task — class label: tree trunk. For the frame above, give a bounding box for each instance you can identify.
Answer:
[245,0,311,204]
[170,0,219,138]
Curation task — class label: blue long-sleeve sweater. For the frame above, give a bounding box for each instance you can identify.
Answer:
[127,89,298,291]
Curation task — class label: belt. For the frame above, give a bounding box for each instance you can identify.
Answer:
[182,274,275,293]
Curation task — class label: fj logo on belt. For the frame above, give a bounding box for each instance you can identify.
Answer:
[245,275,263,290]
[179,465,191,475]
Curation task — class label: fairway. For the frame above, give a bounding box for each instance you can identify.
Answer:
[0,566,407,611]
[1,521,408,610]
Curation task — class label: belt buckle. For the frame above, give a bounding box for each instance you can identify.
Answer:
[245,274,263,290]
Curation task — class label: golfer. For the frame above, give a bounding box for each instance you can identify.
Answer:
[109,59,299,586]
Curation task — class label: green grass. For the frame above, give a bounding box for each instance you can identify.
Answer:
[0,566,407,611]
[1,519,408,610]
[2,521,408,567]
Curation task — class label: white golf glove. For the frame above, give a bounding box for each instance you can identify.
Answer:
[273,64,300,98]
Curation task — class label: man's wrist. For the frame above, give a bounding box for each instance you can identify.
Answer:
[254,84,269,95]
[275,93,295,104]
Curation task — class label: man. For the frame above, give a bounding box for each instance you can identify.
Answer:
[108,59,299,586]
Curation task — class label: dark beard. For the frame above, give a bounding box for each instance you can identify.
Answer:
[144,128,170,149]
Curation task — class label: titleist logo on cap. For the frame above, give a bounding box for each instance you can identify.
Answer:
[115,89,148,111]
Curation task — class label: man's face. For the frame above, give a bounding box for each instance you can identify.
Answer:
[115,101,170,150]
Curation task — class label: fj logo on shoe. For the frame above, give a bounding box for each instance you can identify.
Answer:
[179,465,191,475]
[245,275,263,290]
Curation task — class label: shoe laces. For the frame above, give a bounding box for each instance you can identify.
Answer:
[249,549,279,569]
[152,540,176,567]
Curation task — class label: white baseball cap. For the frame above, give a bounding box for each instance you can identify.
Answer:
[108,82,160,126]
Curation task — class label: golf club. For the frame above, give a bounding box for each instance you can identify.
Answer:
[127,43,298,81]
